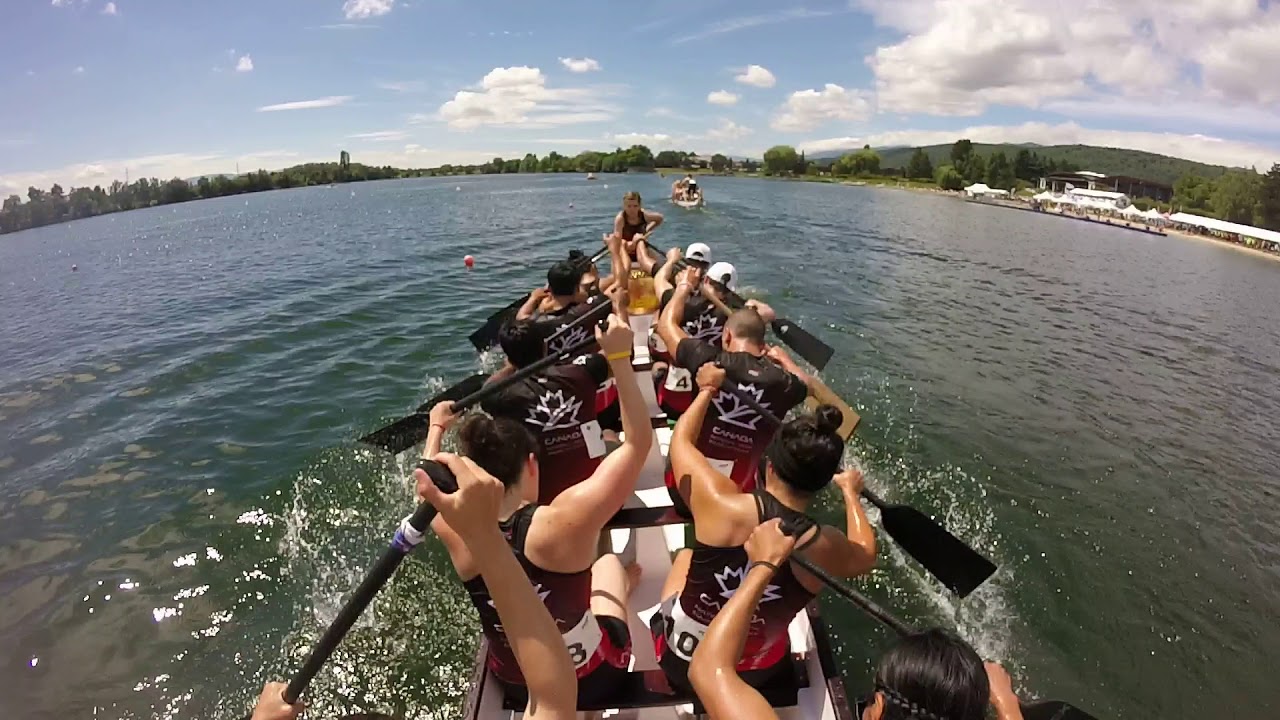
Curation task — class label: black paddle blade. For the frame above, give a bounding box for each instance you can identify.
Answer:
[358,374,489,454]
[878,503,997,598]
[468,296,527,351]
[1021,700,1099,720]
[772,318,834,371]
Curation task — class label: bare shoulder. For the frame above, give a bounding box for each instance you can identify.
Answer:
[522,505,592,572]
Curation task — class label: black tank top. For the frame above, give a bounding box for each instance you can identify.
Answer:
[669,490,820,669]
[620,209,647,241]
[462,504,596,684]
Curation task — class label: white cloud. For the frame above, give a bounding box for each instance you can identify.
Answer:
[102,2,117,15]
[611,133,677,149]
[646,107,678,118]
[437,66,619,129]
[674,8,845,44]
[707,90,739,106]
[376,80,424,93]
[558,57,601,73]
[51,0,70,6]
[859,0,1280,119]
[705,119,752,142]
[342,0,394,20]
[771,84,873,132]
[348,130,409,141]
[73,66,85,75]
[318,23,380,30]
[798,121,1280,170]
[235,55,254,73]
[257,95,353,112]
[735,65,776,89]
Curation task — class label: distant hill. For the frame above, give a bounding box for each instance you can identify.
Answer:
[812,143,1239,186]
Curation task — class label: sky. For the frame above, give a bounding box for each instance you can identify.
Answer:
[3,0,1280,195]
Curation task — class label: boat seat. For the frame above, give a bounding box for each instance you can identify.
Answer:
[498,652,811,713]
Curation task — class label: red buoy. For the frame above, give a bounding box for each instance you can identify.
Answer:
[464,255,475,269]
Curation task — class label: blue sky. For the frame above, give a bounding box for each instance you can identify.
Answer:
[3,0,1280,194]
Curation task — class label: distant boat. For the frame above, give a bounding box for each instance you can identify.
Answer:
[586,172,597,181]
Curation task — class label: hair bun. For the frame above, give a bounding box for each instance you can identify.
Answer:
[814,404,843,434]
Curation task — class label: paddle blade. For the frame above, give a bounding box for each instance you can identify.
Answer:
[878,503,997,598]
[771,317,834,371]
[359,373,490,454]
[1021,700,1099,720]
[468,296,527,352]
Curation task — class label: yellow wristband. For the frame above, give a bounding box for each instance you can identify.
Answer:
[606,351,632,362]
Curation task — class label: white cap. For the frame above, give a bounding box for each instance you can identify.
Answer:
[685,242,711,264]
[688,177,698,185]
[707,262,737,291]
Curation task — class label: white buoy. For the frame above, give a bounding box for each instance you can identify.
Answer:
[603,184,609,189]
[456,186,461,191]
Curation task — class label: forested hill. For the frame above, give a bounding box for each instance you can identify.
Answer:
[867,144,1236,186]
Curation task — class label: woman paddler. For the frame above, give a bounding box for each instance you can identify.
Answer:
[649,361,877,693]
[610,191,664,275]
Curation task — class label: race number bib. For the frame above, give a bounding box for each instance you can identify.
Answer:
[562,610,604,669]
[663,366,693,392]
[580,420,606,459]
[666,599,711,662]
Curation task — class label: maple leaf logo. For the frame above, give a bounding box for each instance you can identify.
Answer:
[712,382,769,430]
[713,564,782,603]
[547,324,591,357]
[686,308,724,342]
[526,389,583,430]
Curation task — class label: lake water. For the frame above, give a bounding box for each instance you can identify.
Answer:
[2,174,1277,720]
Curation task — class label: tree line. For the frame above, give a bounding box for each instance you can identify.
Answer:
[1171,167,1280,230]
[2,145,751,235]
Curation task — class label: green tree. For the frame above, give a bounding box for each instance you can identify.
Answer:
[906,148,933,179]
[520,153,538,173]
[710,153,730,172]
[1174,174,1214,213]
[1258,163,1280,231]
[574,151,603,173]
[1210,171,1262,224]
[762,145,799,176]
[934,164,965,191]
[950,139,973,165]
[503,158,520,173]
[962,153,987,184]
[654,150,682,168]
[985,151,1016,189]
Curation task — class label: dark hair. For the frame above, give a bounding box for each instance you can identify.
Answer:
[547,260,586,297]
[766,404,843,493]
[498,318,546,368]
[457,414,538,490]
[874,628,989,720]
[724,308,766,344]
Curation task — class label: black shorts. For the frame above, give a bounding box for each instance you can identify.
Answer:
[647,607,788,695]
[497,615,632,708]
[597,400,622,432]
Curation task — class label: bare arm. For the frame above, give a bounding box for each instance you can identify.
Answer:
[654,248,682,299]
[689,519,795,720]
[516,288,548,321]
[766,346,816,394]
[644,210,664,235]
[657,269,698,352]
[613,212,625,238]
[671,367,743,521]
[545,313,652,533]
[701,284,734,319]
[807,469,876,578]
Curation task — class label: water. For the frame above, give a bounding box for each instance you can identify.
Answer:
[2,175,1277,720]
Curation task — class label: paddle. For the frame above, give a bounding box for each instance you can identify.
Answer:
[720,379,997,597]
[359,299,614,454]
[790,555,1099,720]
[468,246,610,351]
[669,257,835,371]
[265,460,459,710]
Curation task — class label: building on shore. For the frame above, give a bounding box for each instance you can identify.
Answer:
[1040,171,1173,203]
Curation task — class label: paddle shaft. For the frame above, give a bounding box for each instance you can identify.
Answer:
[791,555,914,636]
[283,498,439,703]
[455,332,602,414]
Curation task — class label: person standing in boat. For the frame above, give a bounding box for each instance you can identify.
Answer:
[650,362,877,695]
[656,267,808,502]
[687,521,1024,720]
[420,308,652,708]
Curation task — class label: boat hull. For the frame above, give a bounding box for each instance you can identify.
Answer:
[461,314,854,720]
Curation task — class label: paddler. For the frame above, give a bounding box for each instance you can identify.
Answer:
[516,259,591,323]
[649,362,876,695]
[656,266,808,502]
[688,518,1023,720]
[420,308,651,708]
[475,316,613,503]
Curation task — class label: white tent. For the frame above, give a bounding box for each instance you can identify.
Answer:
[1120,204,1145,217]
[1141,208,1164,221]
[1032,191,1055,202]
[1168,212,1280,245]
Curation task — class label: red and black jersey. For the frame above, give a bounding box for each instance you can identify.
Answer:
[662,338,807,491]
[482,354,610,502]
